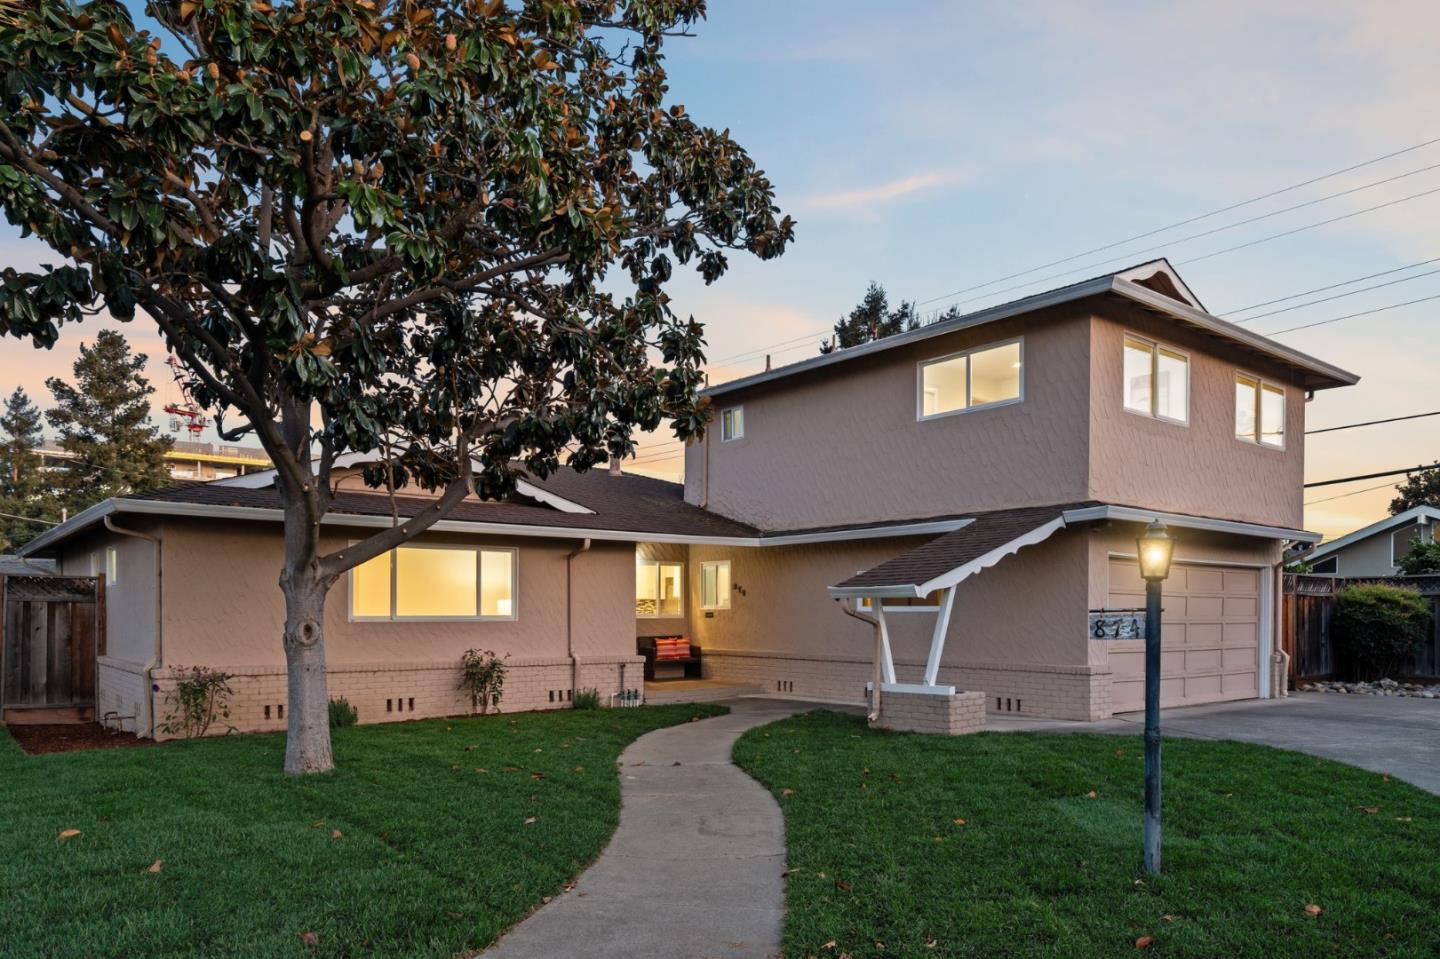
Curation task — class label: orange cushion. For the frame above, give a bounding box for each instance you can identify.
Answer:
[654,637,690,660]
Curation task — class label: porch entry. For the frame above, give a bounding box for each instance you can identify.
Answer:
[0,575,104,724]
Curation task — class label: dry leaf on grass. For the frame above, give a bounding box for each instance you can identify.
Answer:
[57,829,82,841]
[1086,790,1098,799]
[299,931,318,945]
[782,788,795,797]
[1359,806,1379,814]
[331,829,343,840]
[952,818,967,825]
[1305,904,1323,918]
[1135,935,1155,948]
[147,859,163,873]
[834,879,853,892]
[524,816,538,825]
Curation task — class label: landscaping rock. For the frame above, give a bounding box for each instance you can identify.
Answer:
[1298,679,1440,698]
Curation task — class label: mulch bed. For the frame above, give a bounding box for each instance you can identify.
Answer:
[7,723,152,755]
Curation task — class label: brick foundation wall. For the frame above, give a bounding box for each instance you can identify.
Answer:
[872,689,987,735]
[703,648,1112,721]
[148,654,646,740]
[96,657,148,733]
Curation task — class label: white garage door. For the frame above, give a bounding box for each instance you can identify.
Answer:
[1107,558,1261,713]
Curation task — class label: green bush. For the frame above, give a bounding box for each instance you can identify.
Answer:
[1397,537,1440,575]
[328,697,358,728]
[573,688,602,710]
[458,649,507,715]
[1334,583,1431,680]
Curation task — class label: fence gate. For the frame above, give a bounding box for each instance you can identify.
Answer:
[0,575,103,721]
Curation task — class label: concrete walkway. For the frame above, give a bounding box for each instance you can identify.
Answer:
[482,698,809,959]
[989,692,1440,795]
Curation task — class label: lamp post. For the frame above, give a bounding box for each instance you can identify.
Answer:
[1136,519,1175,875]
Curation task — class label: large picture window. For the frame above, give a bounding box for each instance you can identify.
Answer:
[700,561,731,610]
[1123,334,1188,424]
[918,339,1022,419]
[636,557,684,618]
[350,545,516,621]
[1235,373,1285,448]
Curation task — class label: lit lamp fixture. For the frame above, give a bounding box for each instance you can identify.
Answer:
[1135,518,1173,875]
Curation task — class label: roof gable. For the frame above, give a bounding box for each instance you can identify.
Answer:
[1305,505,1440,560]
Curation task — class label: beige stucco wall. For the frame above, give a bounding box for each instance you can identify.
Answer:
[686,306,1093,529]
[157,519,636,667]
[1085,304,1307,529]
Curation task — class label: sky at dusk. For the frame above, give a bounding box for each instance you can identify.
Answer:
[3,1,1439,541]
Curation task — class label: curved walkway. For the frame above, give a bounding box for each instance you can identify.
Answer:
[482,698,810,959]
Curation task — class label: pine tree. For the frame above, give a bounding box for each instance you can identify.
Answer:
[0,387,55,550]
[820,283,923,353]
[45,331,173,513]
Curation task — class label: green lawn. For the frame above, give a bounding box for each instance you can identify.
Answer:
[0,704,724,959]
[735,710,1440,959]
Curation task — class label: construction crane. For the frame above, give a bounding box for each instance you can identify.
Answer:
[162,355,210,437]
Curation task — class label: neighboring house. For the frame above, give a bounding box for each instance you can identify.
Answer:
[1297,506,1440,577]
[15,259,1358,736]
[38,440,271,482]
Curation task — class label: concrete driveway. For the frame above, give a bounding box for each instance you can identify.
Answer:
[991,692,1440,794]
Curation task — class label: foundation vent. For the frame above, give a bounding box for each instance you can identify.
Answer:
[994,697,1022,713]
[775,680,794,693]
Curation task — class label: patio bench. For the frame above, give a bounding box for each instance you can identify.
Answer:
[640,636,703,681]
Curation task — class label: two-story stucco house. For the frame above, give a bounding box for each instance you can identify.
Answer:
[14,259,1357,736]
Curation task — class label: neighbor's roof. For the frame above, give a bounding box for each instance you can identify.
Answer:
[829,502,1320,598]
[1303,505,1440,561]
[705,259,1359,399]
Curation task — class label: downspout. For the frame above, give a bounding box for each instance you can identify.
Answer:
[566,537,592,703]
[839,597,882,722]
[104,516,162,737]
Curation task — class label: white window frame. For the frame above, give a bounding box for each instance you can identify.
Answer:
[1392,523,1424,568]
[90,547,119,585]
[700,560,732,611]
[1122,332,1189,426]
[635,556,685,619]
[721,406,745,442]
[1235,371,1286,450]
[348,542,519,622]
[916,337,1025,422]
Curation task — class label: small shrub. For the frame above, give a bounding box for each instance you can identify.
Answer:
[329,697,358,728]
[1334,583,1431,680]
[158,666,234,739]
[458,649,507,714]
[573,688,602,710]
[1397,537,1440,575]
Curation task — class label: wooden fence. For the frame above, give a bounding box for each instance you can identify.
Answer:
[0,575,104,720]
[1283,574,1440,682]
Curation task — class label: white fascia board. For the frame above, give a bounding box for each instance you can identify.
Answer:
[17,498,119,556]
[512,480,595,514]
[1305,505,1440,559]
[1111,279,1358,389]
[1061,505,1319,543]
[24,498,975,552]
[827,516,1068,599]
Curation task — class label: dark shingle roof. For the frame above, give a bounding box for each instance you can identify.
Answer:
[125,471,760,540]
[832,502,1095,591]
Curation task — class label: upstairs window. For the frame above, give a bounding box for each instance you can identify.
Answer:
[700,561,732,610]
[1123,334,1188,424]
[721,406,744,441]
[918,339,1022,419]
[1235,374,1285,448]
[636,557,684,618]
[350,545,516,620]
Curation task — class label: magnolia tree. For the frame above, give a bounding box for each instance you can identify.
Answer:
[0,0,792,772]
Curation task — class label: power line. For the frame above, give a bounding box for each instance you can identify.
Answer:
[1230,266,1440,324]
[1304,480,1399,506]
[915,135,1440,307]
[1220,255,1440,315]
[0,509,59,526]
[923,182,1440,319]
[1305,462,1439,489]
[1262,291,1440,336]
[1307,410,1440,435]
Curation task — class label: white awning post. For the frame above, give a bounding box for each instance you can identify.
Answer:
[923,586,957,687]
[874,601,897,684]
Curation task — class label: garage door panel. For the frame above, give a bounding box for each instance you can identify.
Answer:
[1106,559,1262,713]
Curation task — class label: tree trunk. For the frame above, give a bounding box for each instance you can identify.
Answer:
[281,566,333,774]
